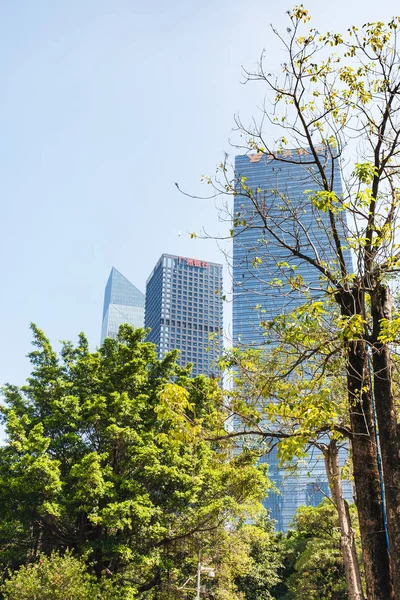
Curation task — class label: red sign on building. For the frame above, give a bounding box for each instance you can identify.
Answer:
[179,256,209,268]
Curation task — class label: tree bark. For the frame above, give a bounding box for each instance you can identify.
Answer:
[338,290,394,599]
[323,440,365,600]
[346,339,394,600]
[371,284,400,598]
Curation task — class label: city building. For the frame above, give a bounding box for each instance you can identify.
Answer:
[145,254,223,377]
[233,148,352,531]
[101,267,145,343]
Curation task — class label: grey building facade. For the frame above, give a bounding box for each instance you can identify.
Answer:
[145,254,223,377]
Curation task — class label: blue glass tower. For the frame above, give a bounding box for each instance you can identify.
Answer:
[145,254,223,377]
[101,267,145,343]
[233,149,352,530]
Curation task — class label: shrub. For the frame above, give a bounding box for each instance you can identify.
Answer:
[2,551,99,600]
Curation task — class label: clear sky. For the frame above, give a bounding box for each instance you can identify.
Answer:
[1,0,398,391]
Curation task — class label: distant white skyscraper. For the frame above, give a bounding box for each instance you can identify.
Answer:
[101,267,145,343]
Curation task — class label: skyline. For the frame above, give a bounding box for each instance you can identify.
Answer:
[2,0,400,390]
[100,253,223,377]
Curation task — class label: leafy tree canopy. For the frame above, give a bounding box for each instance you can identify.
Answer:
[0,324,269,596]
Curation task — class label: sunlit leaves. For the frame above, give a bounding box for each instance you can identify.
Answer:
[68,452,114,515]
[306,190,342,213]
[337,314,366,341]
[224,299,349,470]
[353,162,378,184]
[290,5,311,24]
[156,383,200,442]
[378,317,400,344]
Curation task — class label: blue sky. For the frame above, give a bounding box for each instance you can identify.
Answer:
[1,0,398,390]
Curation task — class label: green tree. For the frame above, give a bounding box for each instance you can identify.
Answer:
[0,325,268,596]
[2,552,100,600]
[277,501,362,600]
[234,518,283,600]
[189,7,400,598]
[220,332,363,600]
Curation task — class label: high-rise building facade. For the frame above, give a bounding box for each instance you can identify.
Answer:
[233,149,352,531]
[145,254,223,377]
[101,267,145,343]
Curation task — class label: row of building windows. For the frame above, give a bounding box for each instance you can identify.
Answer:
[163,310,221,320]
[163,304,219,313]
[161,335,220,347]
[160,318,220,331]
[163,287,220,296]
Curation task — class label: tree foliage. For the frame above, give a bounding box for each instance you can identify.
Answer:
[191,6,400,598]
[2,552,100,600]
[277,501,361,600]
[0,324,268,596]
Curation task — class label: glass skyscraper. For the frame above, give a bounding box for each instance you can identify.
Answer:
[101,267,145,343]
[233,149,352,531]
[145,254,223,377]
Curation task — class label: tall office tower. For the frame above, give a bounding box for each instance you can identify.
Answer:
[101,267,145,343]
[145,254,223,377]
[233,149,352,531]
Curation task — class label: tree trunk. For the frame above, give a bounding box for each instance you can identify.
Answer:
[371,284,400,598]
[346,338,394,599]
[338,289,394,599]
[323,440,365,600]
